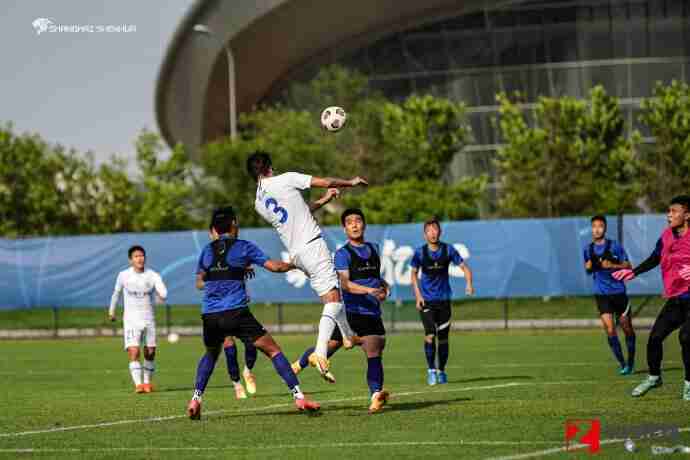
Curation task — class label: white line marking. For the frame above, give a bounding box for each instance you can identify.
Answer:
[486,427,690,460]
[0,440,563,453]
[0,380,594,438]
[0,360,678,375]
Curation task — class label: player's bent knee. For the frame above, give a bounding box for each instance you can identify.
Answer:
[254,333,281,358]
[127,347,141,360]
[437,327,450,342]
[679,328,690,345]
[205,345,222,359]
[144,347,156,360]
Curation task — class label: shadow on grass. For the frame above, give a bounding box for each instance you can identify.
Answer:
[158,385,335,398]
[235,396,473,419]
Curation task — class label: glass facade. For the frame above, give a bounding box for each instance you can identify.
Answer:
[269,0,690,195]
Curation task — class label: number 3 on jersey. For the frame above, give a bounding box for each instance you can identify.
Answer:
[265,198,288,224]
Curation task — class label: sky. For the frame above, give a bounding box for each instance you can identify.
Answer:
[0,1,195,169]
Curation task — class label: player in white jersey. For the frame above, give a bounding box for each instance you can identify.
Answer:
[109,245,168,393]
[247,151,368,377]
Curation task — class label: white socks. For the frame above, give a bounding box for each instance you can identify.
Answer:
[335,304,354,340]
[290,385,304,400]
[129,361,142,386]
[143,360,155,384]
[129,360,154,386]
[315,302,342,357]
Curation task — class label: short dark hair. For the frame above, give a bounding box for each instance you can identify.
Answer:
[424,217,441,232]
[128,245,145,259]
[210,206,236,234]
[246,151,272,181]
[591,215,607,228]
[670,195,690,211]
[341,208,365,226]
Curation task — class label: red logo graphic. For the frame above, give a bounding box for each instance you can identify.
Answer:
[565,419,601,454]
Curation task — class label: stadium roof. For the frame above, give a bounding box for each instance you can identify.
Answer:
[155,0,489,157]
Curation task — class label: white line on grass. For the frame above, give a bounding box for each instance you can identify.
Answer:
[486,427,690,460]
[0,360,678,375]
[0,441,564,454]
[0,380,597,439]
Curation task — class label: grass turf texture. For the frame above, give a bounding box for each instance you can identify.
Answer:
[0,296,668,330]
[1,330,690,459]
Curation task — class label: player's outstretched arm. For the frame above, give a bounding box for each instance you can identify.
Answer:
[311,176,368,189]
[309,188,340,212]
[613,246,660,281]
[263,260,297,273]
[461,263,475,296]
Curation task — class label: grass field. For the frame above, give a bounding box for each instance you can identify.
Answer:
[0,296,669,330]
[1,330,689,459]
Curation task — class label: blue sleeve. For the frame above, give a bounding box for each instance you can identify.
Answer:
[615,242,629,262]
[244,241,269,266]
[196,246,211,274]
[334,248,350,271]
[410,248,422,268]
[449,245,463,265]
[652,238,663,258]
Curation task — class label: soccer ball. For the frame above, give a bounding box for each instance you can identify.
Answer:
[167,332,179,344]
[623,438,636,453]
[320,106,347,132]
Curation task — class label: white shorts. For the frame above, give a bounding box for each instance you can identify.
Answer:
[123,320,157,350]
[293,238,339,297]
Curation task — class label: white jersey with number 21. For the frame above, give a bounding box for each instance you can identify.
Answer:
[255,172,322,257]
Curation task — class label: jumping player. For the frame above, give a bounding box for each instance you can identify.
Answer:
[109,246,168,393]
[583,215,636,375]
[410,218,474,386]
[293,209,390,413]
[613,196,690,399]
[247,151,368,376]
[187,207,319,419]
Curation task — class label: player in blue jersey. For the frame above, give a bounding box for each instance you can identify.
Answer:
[292,208,390,413]
[186,207,319,419]
[583,215,636,375]
[410,218,474,386]
[206,224,259,399]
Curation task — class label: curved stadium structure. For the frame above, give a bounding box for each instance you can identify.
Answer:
[156,0,690,182]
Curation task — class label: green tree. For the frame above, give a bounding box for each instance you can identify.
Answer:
[323,177,487,225]
[581,86,641,214]
[0,123,102,236]
[637,80,690,211]
[282,65,374,115]
[495,86,639,218]
[90,156,141,233]
[381,94,471,182]
[134,130,203,232]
